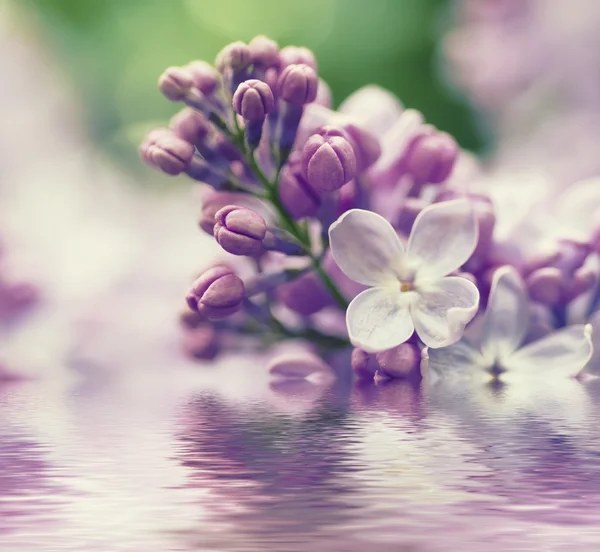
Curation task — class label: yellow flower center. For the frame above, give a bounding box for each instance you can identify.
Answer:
[400,282,413,292]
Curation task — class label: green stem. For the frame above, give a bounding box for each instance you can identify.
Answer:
[312,260,349,310]
[237,130,349,311]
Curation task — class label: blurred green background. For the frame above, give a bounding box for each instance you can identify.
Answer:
[23,0,482,169]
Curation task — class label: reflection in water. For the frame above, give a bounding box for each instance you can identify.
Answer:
[3,373,600,550]
[176,390,359,550]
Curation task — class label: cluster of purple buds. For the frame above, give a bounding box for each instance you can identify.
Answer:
[138,35,474,381]
[524,240,596,308]
[142,34,597,385]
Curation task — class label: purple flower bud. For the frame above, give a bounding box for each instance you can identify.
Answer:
[140,129,194,175]
[248,35,280,68]
[158,66,193,101]
[215,41,251,71]
[279,162,321,219]
[525,240,594,305]
[185,60,219,95]
[233,79,275,121]
[277,271,333,315]
[404,131,459,184]
[182,325,220,361]
[302,127,357,192]
[277,64,318,105]
[170,108,211,147]
[213,206,267,256]
[186,266,245,319]
[352,343,421,381]
[279,46,318,71]
[375,343,421,379]
[351,348,379,380]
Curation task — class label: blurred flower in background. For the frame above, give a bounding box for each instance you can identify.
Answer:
[22,0,481,166]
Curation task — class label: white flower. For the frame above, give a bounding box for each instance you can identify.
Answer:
[329,199,480,352]
[425,266,594,383]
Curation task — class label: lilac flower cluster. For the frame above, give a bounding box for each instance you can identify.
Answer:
[142,35,596,384]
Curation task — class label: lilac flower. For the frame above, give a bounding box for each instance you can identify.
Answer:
[425,266,593,383]
[329,199,480,352]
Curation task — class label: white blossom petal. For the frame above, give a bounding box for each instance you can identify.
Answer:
[407,199,478,282]
[423,340,486,383]
[346,287,414,353]
[481,266,529,360]
[329,209,404,286]
[505,325,593,379]
[412,276,480,348]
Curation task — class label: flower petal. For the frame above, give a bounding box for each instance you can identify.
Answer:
[329,209,404,286]
[423,340,485,383]
[346,287,414,353]
[481,266,529,360]
[337,85,404,136]
[407,199,478,281]
[504,324,593,378]
[412,276,480,348]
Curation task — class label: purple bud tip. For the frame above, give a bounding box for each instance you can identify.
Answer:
[232,79,275,121]
[216,41,251,71]
[140,129,194,175]
[405,131,459,184]
[277,64,318,106]
[185,60,219,95]
[213,205,267,256]
[158,67,193,101]
[248,35,280,68]
[302,128,357,192]
[186,265,245,319]
[279,46,318,71]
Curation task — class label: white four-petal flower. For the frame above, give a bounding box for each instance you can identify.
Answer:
[425,266,594,382]
[329,199,480,352]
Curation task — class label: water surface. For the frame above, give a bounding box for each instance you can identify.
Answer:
[2,370,600,551]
